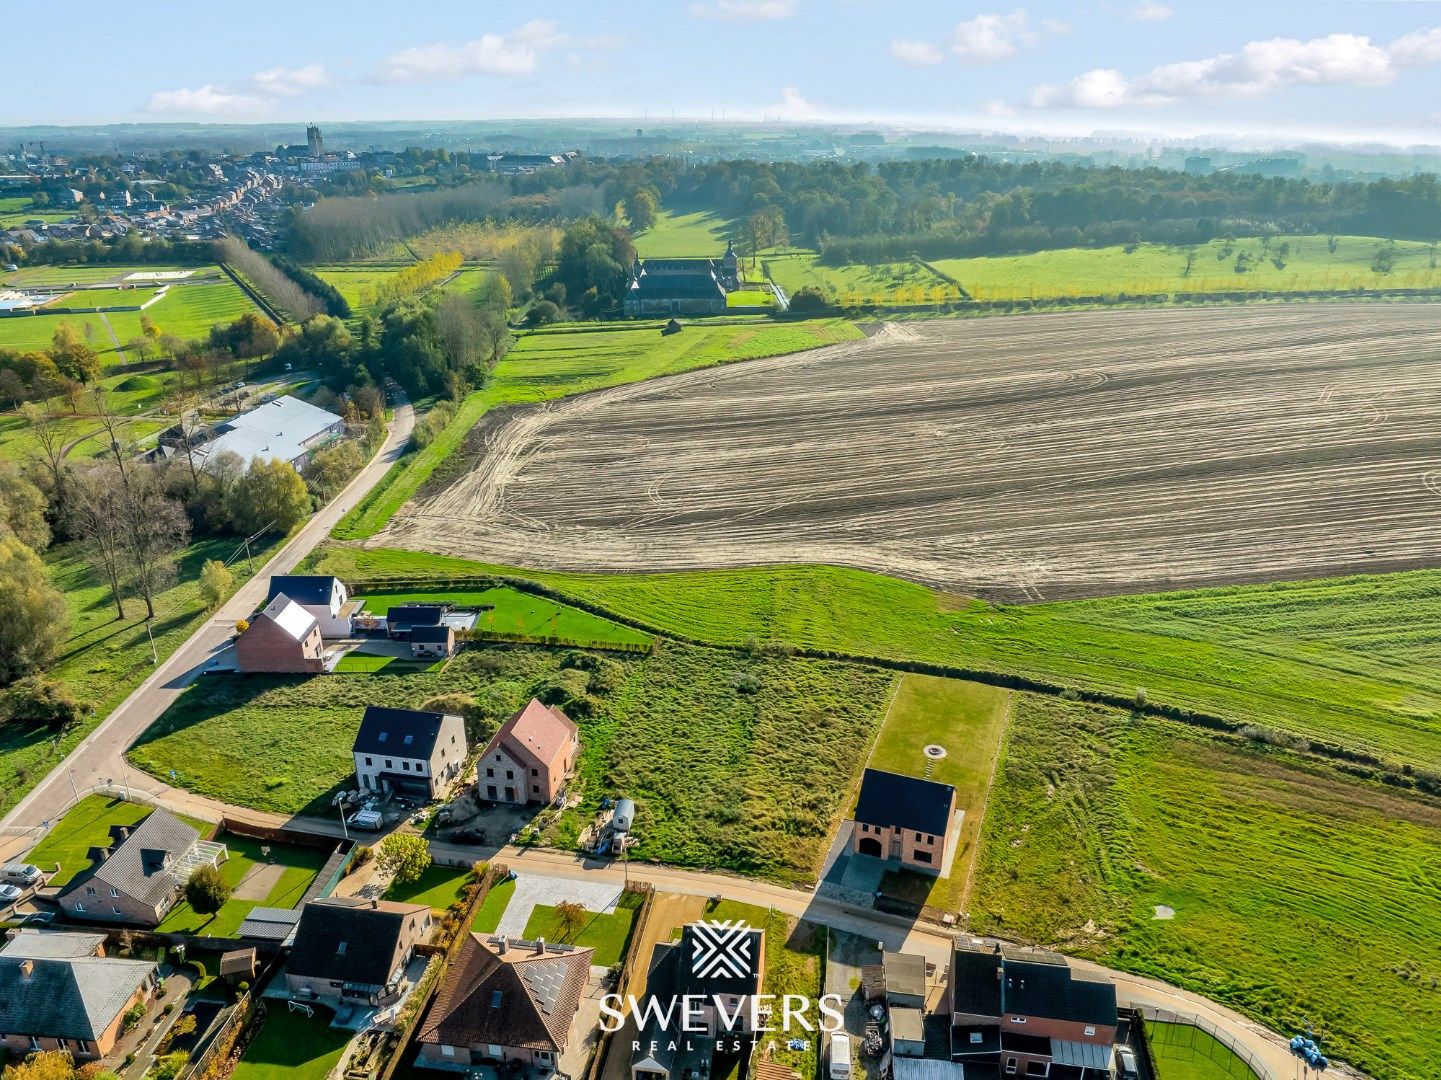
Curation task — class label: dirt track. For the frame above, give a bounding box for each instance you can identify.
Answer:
[377,304,1441,600]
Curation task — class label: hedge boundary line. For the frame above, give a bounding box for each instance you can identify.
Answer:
[345,572,1441,798]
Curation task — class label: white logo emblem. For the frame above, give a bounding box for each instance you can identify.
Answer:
[690,920,754,979]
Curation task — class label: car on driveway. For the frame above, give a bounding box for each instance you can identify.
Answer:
[0,884,24,907]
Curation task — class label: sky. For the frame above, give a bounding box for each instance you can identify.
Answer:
[11,1,1441,144]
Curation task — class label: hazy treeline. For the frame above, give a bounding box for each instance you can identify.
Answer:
[287,180,607,261]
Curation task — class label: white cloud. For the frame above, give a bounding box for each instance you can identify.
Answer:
[951,11,1036,63]
[144,84,268,116]
[770,86,819,119]
[691,0,798,20]
[1390,26,1441,68]
[1031,31,1402,110]
[372,20,563,83]
[1129,1,1173,22]
[250,64,331,97]
[894,11,1062,69]
[890,39,944,67]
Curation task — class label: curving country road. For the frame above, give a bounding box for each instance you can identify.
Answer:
[0,394,414,857]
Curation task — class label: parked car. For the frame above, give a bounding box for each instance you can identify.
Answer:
[1115,1047,1140,1080]
[21,911,55,926]
[451,827,487,844]
[0,884,23,907]
[828,1033,852,1080]
[1,863,43,888]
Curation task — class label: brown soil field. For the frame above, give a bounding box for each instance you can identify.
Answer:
[377,304,1441,600]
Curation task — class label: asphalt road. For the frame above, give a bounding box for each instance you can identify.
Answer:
[0,395,414,855]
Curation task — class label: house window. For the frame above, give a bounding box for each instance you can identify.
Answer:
[1009,1017,1026,1024]
[531,768,538,777]
[112,907,121,916]
[1005,1059,1017,1076]
[401,761,409,771]
[916,832,924,841]
[337,941,347,955]
[110,887,119,897]
[442,1046,456,1058]
[403,735,413,747]
[532,785,540,795]
[914,850,932,863]
[74,902,86,912]
[487,768,494,778]
[378,732,388,743]
[29,1037,41,1051]
[1084,1026,1096,1037]
[385,759,393,768]
[505,770,514,780]
[1025,1064,1047,1077]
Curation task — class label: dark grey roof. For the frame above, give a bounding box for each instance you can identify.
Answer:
[386,604,445,628]
[409,624,453,643]
[1001,950,1117,1027]
[0,955,155,1040]
[354,706,449,758]
[677,922,764,998]
[883,951,926,998]
[237,906,303,943]
[631,272,726,299]
[62,808,198,910]
[287,898,428,988]
[266,575,339,606]
[951,941,1003,1016]
[854,769,954,836]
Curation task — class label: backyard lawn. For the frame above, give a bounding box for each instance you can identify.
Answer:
[521,892,641,966]
[26,796,209,888]
[631,210,732,258]
[332,651,444,674]
[232,1003,352,1080]
[156,832,328,937]
[470,875,516,932]
[384,863,473,913]
[355,586,652,647]
[1147,1021,1259,1080]
[865,675,1012,908]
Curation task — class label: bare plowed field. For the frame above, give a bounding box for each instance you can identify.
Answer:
[378,305,1441,599]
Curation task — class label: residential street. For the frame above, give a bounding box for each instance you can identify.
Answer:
[0,395,414,855]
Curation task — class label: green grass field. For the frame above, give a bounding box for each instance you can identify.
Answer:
[310,267,400,312]
[233,1004,352,1080]
[131,642,892,882]
[971,695,1441,1080]
[332,651,443,674]
[0,275,261,359]
[933,234,1441,300]
[0,196,70,229]
[331,317,862,540]
[522,892,641,965]
[0,534,276,821]
[308,550,1441,776]
[356,586,652,646]
[631,210,733,258]
[25,796,209,887]
[865,675,1011,908]
[156,832,327,937]
[41,287,159,310]
[726,288,775,307]
[471,875,515,932]
[767,253,960,305]
[383,863,472,913]
[1147,1022,1258,1080]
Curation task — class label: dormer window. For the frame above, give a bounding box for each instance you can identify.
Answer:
[337,941,347,955]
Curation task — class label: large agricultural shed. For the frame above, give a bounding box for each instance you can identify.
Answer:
[191,394,344,471]
[379,303,1441,600]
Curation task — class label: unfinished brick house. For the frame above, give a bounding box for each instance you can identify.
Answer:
[852,768,957,873]
[476,699,579,806]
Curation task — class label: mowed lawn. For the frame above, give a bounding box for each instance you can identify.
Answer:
[233,1004,352,1080]
[522,892,641,966]
[26,796,209,887]
[864,675,1011,909]
[766,252,960,304]
[356,587,652,646]
[332,317,862,540]
[471,875,516,932]
[312,550,1441,775]
[933,234,1441,300]
[631,209,732,258]
[970,695,1441,1080]
[1147,1021,1257,1080]
[156,832,328,937]
[383,863,473,913]
[310,267,401,312]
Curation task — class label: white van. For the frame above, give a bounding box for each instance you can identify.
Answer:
[828,1033,852,1080]
[1,863,42,889]
[1115,1046,1140,1080]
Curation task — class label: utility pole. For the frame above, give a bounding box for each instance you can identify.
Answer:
[145,620,157,665]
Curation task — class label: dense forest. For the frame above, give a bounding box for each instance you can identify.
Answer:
[282,154,1441,269]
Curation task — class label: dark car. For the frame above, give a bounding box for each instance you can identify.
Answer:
[451,827,488,844]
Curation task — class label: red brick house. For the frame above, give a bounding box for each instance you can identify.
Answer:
[416,935,593,1071]
[476,699,579,806]
[852,768,957,873]
[236,593,325,674]
[949,941,1117,1079]
[0,945,157,1062]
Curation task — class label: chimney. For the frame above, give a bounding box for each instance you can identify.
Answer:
[497,936,508,954]
[19,960,33,981]
[371,898,378,909]
[536,938,546,955]
[97,849,110,862]
[117,827,130,841]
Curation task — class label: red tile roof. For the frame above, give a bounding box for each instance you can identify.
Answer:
[484,699,577,772]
